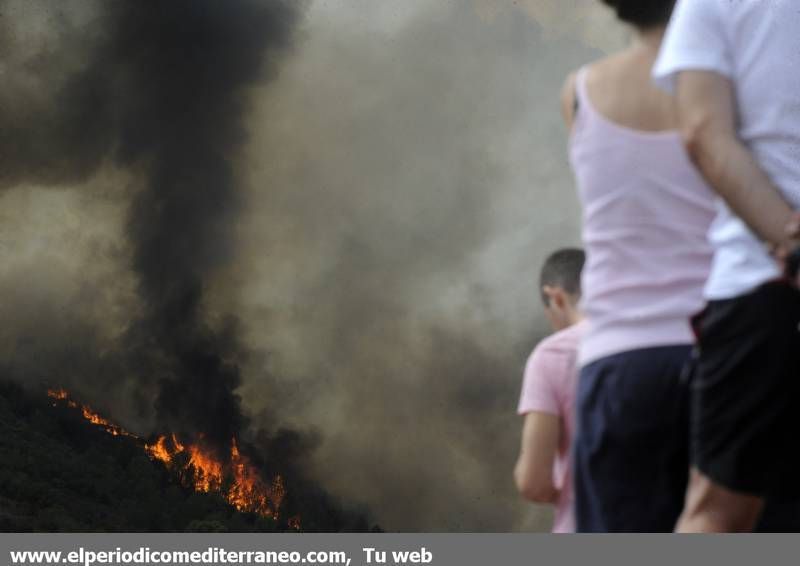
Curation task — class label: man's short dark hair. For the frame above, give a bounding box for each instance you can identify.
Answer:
[600,0,676,29]
[540,248,585,305]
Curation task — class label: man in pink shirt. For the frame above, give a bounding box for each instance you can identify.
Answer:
[514,248,585,533]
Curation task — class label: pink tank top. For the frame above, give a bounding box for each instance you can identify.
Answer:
[570,67,716,367]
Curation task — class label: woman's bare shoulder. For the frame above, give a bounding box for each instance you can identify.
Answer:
[560,54,624,128]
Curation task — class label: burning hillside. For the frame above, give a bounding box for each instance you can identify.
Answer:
[47,388,297,527]
[47,388,135,438]
[0,0,304,467]
[145,434,288,521]
[0,380,374,531]
[0,0,374,533]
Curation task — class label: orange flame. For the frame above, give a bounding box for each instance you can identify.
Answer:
[48,388,68,401]
[187,443,224,492]
[145,434,284,518]
[144,434,183,463]
[48,388,294,525]
[48,389,135,438]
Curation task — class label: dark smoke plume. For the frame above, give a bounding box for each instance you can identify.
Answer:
[109,0,300,449]
[1,0,300,450]
[0,0,373,531]
[1,0,619,531]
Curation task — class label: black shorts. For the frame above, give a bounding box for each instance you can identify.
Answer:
[691,281,800,498]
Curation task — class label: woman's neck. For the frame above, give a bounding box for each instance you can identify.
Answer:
[634,26,666,52]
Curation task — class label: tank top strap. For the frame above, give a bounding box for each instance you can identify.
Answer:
[573,66,595,124]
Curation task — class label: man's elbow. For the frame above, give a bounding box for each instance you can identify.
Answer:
[518,480,557,504]
[680,112,732,179]
[514,464,557,504]
[681,113,714,169]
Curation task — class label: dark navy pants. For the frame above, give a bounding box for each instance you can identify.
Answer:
[573,345,692,533]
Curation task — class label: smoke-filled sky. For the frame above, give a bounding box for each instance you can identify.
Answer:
[0,0,624,531]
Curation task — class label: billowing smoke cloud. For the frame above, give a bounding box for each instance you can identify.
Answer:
[0,0,112,190]
[0,0,617,531]
[1,0,300,447]
[224,1,606,531]
[0,0,363,530]
[0,0,145,420]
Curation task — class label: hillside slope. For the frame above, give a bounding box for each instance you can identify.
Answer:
[0,380,373,532]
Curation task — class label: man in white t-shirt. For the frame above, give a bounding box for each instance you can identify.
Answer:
[653,0,800,532]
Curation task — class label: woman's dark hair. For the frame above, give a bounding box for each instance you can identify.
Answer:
[601,0,676,28]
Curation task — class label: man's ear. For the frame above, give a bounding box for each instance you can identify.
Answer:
[542,285,566,309]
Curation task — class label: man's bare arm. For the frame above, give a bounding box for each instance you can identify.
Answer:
[676,70,796,248]
[514,412,560,505]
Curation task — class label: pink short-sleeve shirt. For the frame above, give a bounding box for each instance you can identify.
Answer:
[518,322,584,533]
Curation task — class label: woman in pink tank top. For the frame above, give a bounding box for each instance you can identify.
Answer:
[562,0,716,532]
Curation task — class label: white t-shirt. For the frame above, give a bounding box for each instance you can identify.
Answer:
[653,0,800,300]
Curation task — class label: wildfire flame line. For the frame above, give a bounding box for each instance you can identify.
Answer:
[46,388,299,529]
[48,388,136,438]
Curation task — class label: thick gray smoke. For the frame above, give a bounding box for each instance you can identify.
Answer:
[0,0,301,449]
[0,0,620,531]
[227,1,615,531]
